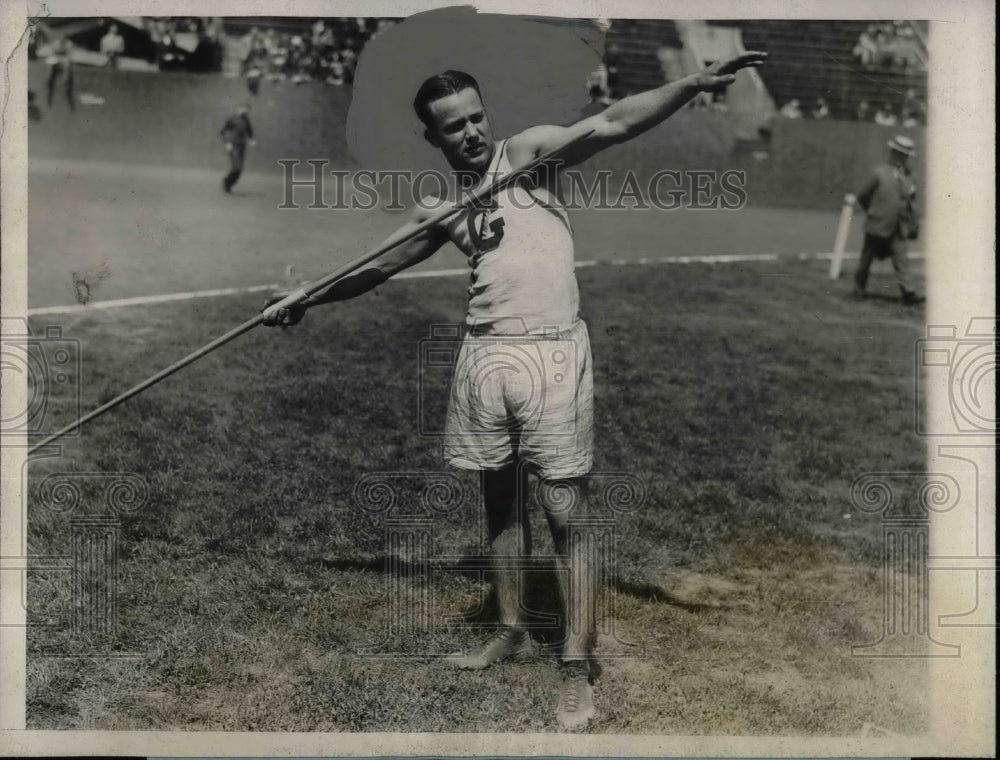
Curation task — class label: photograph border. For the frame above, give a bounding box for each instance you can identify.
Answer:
[1,0,994,756]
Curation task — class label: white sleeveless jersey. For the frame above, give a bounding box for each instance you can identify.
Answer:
[445,139,579,334]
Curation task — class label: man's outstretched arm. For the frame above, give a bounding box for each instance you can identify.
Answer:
[507,51,768,169]
[261,201,449,326]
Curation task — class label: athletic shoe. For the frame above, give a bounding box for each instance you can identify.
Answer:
[222,179,232,194]
[556,659,595,729]
[444,625,531,669]
[902,292,926,305]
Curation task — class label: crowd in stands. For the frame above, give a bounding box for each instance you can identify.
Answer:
[145,17,223,70]
[238,18,398,89]
[778,97,831,120]
[857,90,926,127]
[28,17,219,70]
[778,87,925,126]
[852,22,924,71]
[29,15,929,134]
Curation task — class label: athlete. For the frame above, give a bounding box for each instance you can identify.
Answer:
[220,103,256,193]
[262,51,766,729]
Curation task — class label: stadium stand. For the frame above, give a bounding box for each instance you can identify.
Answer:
[34,17,927,126]
[219,17,399,84]
[595,19,927,124]
[603,19,684,95]
[710,20,928,122]
[28,17,925,211]
[32,16,222,71]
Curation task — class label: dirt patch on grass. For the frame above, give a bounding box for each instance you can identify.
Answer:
[595,539,928,735]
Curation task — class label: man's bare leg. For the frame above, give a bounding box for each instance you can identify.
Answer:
[485,464,532,629]
[537,474,597,728]
[445,463,532,668]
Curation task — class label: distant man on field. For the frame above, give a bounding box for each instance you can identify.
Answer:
[220,103,255,193]
[853,134,924,305]
[262,51,766,728]
[45,38,75,112]
[100,23,125,68]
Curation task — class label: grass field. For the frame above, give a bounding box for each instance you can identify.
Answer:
[24,232,929,732]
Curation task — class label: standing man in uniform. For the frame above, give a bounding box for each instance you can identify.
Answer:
[262,52,766,728]
[220,103,255,193]
[853,134,925,304]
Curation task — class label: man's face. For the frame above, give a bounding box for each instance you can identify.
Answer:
[890,149,909,167]
[424,88,495,172]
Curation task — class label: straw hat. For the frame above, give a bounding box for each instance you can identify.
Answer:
[887,135,917,156]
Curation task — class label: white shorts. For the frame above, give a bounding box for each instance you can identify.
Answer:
[444,319,594,479]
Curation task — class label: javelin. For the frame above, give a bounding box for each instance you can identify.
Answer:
[27,129,594,456]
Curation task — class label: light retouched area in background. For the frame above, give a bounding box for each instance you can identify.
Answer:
[348,8,600,174]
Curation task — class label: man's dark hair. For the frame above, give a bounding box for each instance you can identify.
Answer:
[413,70,482,127]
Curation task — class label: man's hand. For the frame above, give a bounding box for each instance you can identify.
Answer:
[225,141,233,153]
[696,51,768,92]
[261,291,308,327]
[249,139,257,148]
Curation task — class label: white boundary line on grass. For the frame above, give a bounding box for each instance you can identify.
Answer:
[25,250,924,316]
[26,284,281,316]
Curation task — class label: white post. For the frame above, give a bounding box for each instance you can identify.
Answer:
[829,193,856,280]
